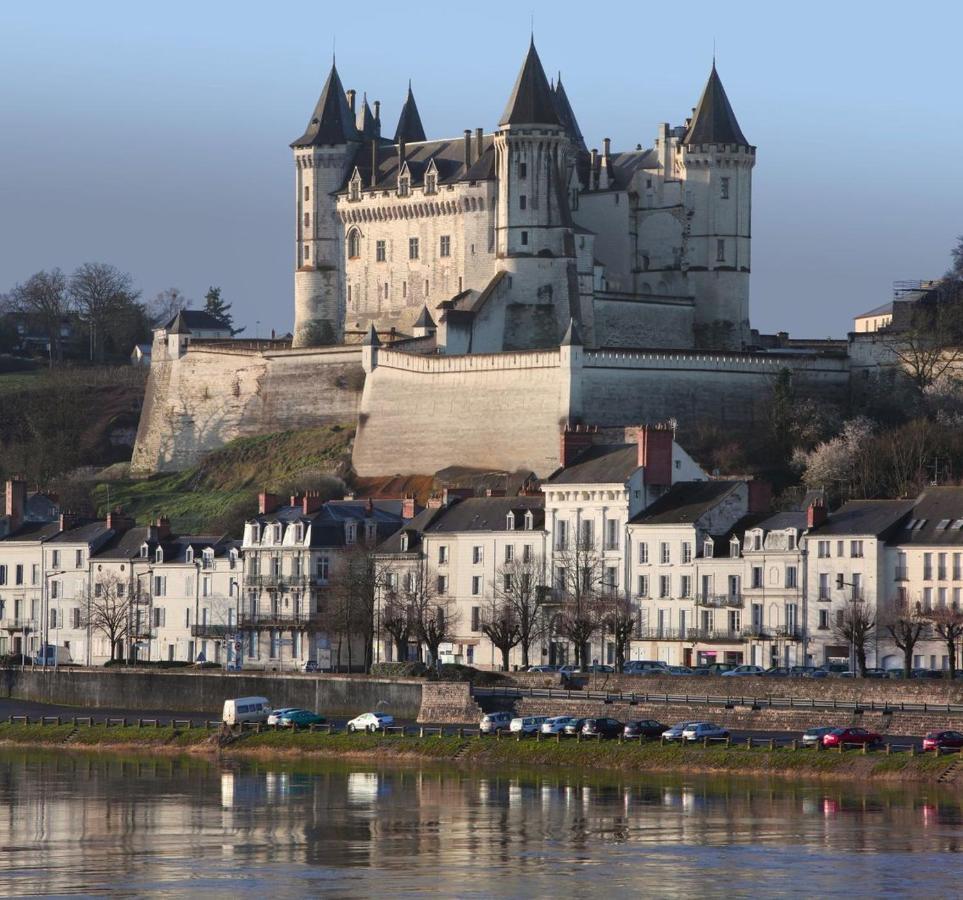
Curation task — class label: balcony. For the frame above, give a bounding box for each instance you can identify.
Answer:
[741,625,770,640]
[191,623,234,638]
[818,592,831,603]
[695,594,744,609]
[635,627,744,643]
[239,611,315,628]
[773,627,804,641]
[1,619,36,632]
[243,575,321,591]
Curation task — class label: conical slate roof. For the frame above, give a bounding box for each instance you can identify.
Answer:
[553,75,586,150]
[684,64,749,147]
[414,306,436,329]
[363,322,381,346]
[499,39,560,127]
[291,62,360,147]
[394,83,426,143]
[356,93,378,140]
[167,311,191,335]
[561,318,582,346]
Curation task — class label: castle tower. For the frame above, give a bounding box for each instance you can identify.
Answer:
[291,62,361,348]
[680,64,755,349]
[494,40,579,343]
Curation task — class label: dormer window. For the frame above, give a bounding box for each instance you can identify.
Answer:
[400,533,409,552]
[274,524,282,543]
[229,548,238,570]
[703,539,714,559]
[203,548,214,569]
[140,544,149,559]
[349,175,361,202]
[752,533,762,551]
[425,172,437,194]
[185,547,194,564]
[788,531,796,550]
[346,522,357,545]
[506,512,516,531]
[398,175,410,197]
[524,511,534,531]
[294,523,303,543]
[729,538,740,559]
[155,547,164,564]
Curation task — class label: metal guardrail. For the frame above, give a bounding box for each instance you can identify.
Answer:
[471,686,963,715]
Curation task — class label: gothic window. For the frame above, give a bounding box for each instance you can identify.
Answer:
[303,244,310,261]
[347,229,361,259]
[439,235,451,257]
[721,176,730,199]
[425,172,437,194]
[376,240,386,262]
[716,239,725,262]
[398,175,410,197]
[409,237,419,259]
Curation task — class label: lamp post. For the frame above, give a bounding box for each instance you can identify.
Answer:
[41,570,65,670]
[133,569,154,664]
[837,577,864,674]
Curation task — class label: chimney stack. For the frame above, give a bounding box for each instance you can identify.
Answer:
[106,508,134,533]
[346,89,356,114]
[638,425,673,486]
[155,516,171,540]
[370,139,378,188]
[373,100,381,122]
[258,492,280,515]
[303,491,323,515]
[402,496,416,520]
[559,424,595,468]
[4,479,26,535]
[475,127,483,162]
[589,148,598,189]
[464,129,472,169]
[747,480,773,515]
[602,137,611,159]
[807,499,828,529]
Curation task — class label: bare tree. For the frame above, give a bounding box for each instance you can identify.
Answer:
[604,592,636,673]
[82,573,132,662]
[881,598,930,678]
[147,287,191,327]
[495,551,546,669]
[553,537,606,668]
[928,605,963,678]
[69,263,142,361]
[327,544,388,672]
[883,289,963,394]
[479,595,520,671]
[9,269,73,363]
[380,591,415,662]
[831,602,876,677]
[406,566,458,666]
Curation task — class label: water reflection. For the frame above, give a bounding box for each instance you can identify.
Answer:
[0,751,959,896]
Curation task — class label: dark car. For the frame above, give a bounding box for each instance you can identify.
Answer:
[822,727,881,748]
[922,730,963,751]
[563,718,588,736]
[623,719,666,739]
[702,663,737,675]
[581,717,624,739]
[764,666,791,677]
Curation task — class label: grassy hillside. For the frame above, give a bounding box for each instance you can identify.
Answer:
[92,425,354,534]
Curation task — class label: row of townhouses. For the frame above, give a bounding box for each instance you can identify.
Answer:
[1,425,961,672]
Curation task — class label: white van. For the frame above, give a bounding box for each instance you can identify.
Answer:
[222,697,271,726]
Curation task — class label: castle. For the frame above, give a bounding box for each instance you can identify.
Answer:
[132,42,855,479]
[292,41,754,353]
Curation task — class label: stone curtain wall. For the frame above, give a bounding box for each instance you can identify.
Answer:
[132,344,364,474]
[418,682,484,724]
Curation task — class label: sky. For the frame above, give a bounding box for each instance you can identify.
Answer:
[0,0,960,338]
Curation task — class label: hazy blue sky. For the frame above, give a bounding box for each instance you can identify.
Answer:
[1,1,959,337]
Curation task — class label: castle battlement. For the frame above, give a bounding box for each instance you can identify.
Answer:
[374,347,561,374]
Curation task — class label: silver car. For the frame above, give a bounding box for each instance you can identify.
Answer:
[682,722,729,742]
[540,716,578,734]
[479,712,513,734]
[661,721,699,741]
[509,716,547,735]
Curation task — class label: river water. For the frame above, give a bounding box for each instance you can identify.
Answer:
[0,751,959,897]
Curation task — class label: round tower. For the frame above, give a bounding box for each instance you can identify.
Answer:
[291,62,360,348]
[679,64,755,350]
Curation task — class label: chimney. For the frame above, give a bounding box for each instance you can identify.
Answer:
[290,494,303,509]
[442,487,473,506]
[747,480,773,515]
[346,89,356,114]
[638,425,673,487]
[475,127,483,162]
[106,508,134,533]
[427,495,444,509]
[59,513,79,532]
[4,479,26,534]
[602,137,611,159]
[599,138,612,190]
[302,492,324,515]
[463,129,472,169]
[559,424,594,468]
[485,488,507,497]
[807,499,828,529]
[258,492,280,515]
[589,148,598,189]
[155,516,171,540]
[402,496,416,520]
[370,139,378,188]
[373,100,381,122]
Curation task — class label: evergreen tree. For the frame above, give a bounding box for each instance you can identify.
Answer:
[203,286,244,335]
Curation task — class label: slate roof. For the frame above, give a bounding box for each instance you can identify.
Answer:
[631,480,741,525]
[164,310,231,333]
[548,444,639,485]
[413,306,436,329]
[499,40,560,127]
[0,521,62,543]
[254,500,406,549]
[376,506,446,555]
[94,525,153,560]
[356,94,378,140]
[753,511,808,533]
[684,64,749,147]
[425,496,545,533]
[891,488,963,546]
[48,521,112,544]
[291,62,360,147]
[553,75,586,150]
[855,301,894,319]
[394,83,426,143]
[808,500,915,537]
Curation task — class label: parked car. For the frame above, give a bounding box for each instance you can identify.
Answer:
[682,722,729,742]
[689,667,711,676]
[912,669,945,680]
[666,665,695,676]
[558,666,580,678]
[479,711,513,734]
[822,727,880,748]
[266,707,301,726]
[922,730,963,751]
[584,664,615,674]
[302,660,320,673]
[661,721,699,742]
[623,719,666,739]
[509,716,547,735]
[581,717,624,739]
[624,660,670,675]
[801,726,836,746]
[563,718,588,736]
[702,663,737,675]
[279,709,326,728]
[541,716,579,734]
[527,665,559,673]
[347,712,395,733]
[764,666,791,677]
[222,697,271,726]
[720,665,765,676]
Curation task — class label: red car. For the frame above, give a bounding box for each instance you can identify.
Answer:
[822,727,881,748]
[922,730,963,751]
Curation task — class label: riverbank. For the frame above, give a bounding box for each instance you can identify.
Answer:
[0,722,958,786]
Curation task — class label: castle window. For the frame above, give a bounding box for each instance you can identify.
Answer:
[402,281,407,298]
[349,180,360,201]
[519,162,527,178]
[439,235,451,258]
[519,195,527,210]
[409,237,419,260]
[520,231,528,246]
[424,279,429,296]
[425,173,437,194]
[458,276,463,292]
[347,285,352,305]
[304,185,310,201]
[398,175,410,197]
[384,282,389,299]
[716,239,725,262]
[376,240,386,262]
[646,178,652,189]
[721,177,730,199]
[303,245,310,261]
[303,212,311,229]
[348,229,361,259]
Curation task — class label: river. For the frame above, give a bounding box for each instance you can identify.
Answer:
[0,750,959,897]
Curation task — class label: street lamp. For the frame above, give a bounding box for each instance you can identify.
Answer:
[836,576,865,674]
[41,570,65,670]
[133,568,154,664]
